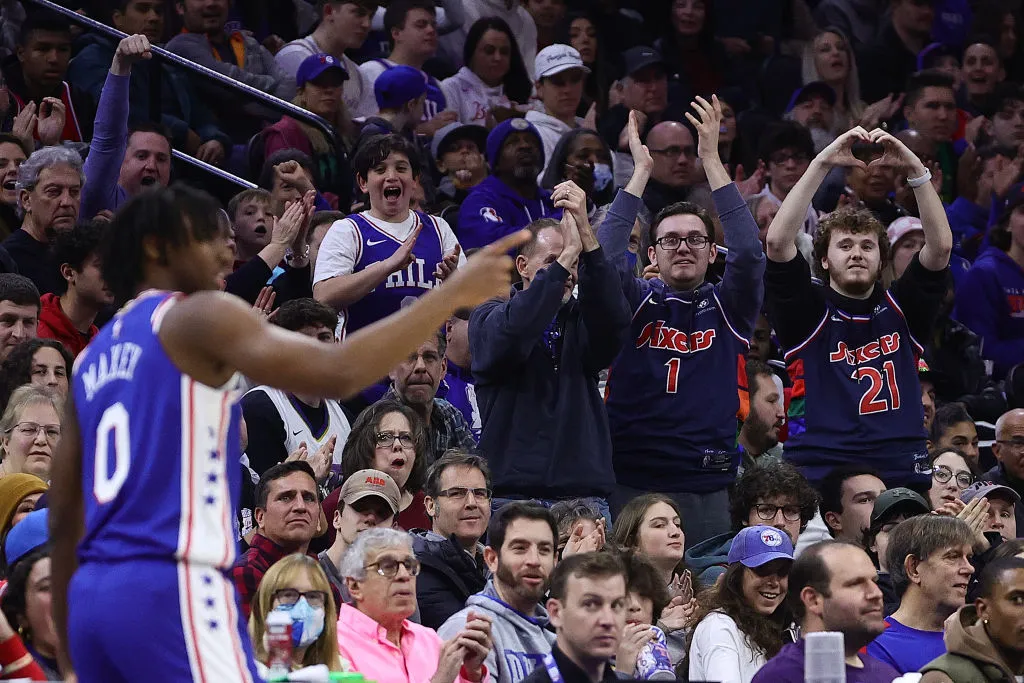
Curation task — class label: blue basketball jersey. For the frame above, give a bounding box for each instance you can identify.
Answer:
[605,280,749,493]
[72,291,243,569]
[343,211,445,337]
[784,289,929,487]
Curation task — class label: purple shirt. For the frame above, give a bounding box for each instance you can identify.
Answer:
[752,639,900,683]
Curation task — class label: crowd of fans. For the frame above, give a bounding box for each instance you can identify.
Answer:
[0,0,1022,680]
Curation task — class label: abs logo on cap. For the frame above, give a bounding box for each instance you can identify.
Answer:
[760,529,783,547]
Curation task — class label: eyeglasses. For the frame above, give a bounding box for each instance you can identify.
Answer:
[650,145,696,159]
[436,487,492,501]
[366,557,421,578]
[375,431,414,449]
[996,440,1024,452]
[654,234,711,250]
[769,151,809,165]
[931,465,974,489]
[753,503,801,522]
[272,589,328,610]
[6,422,61,442]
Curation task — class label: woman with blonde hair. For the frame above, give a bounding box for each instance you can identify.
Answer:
[801,28,903,131]
[249,554,346,673]
[0,386,62,481]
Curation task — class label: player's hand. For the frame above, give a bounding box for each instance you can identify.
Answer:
[817,127,871,169]
[684,95,723,162]
[627,109,653,172]
[36,97,66,147]
[434,244,461,281]
[111,34,152,76]
[617,623,656,676]
[386,223,423,274]
[444,229,531,308]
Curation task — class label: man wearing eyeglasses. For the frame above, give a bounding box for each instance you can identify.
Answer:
[983,408,1024,535]
[597,98,765,546]
[754,122,819,236]
[640,120,711,217]
[338,527,494,683]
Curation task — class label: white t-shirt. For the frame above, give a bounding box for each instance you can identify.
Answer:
[313,210,465,285]
[441,66,511,125]
[274,36,377,119]
[688,611,767,683]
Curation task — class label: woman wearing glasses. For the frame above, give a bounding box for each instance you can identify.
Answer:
[339,400,430,531]
[249,554,346,674]
[927,447,975,512]
[0,385,61,481]
[687,525,795,683]
[337,528,492,683]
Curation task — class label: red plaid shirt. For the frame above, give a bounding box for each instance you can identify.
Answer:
[230,534,340,618]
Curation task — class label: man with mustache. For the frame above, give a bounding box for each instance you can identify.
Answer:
[751,540,899,682]
[439,503,559,683]
[765,126,952,490]
[79,35,172,222]
[3,145,82,294]
[785,81,838,153]
[459,118,560,251]
[738,359,788,469]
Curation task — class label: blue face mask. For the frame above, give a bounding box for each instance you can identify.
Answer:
[593,163,613,192]
[274,597,325,649]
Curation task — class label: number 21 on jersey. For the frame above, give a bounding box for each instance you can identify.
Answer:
[855,361,901,415]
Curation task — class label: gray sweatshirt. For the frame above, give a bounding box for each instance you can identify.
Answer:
[438,580,555,683]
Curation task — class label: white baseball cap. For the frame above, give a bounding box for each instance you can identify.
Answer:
[887,216,924,246]
[535,44,591,79]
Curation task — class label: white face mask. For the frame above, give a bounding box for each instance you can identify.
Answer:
[593,162,613,192]
[263,597,326,650]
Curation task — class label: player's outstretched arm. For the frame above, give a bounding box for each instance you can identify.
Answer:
[869,128,953,271]
[684,95,730,191]
[49,394,83,680]
[161,230,530,399]
[765,126,871,263]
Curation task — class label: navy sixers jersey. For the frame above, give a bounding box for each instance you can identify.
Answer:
[606,280,750,492]
[72,291,243,569]
[784,290,929,487]
[343,211,445,337]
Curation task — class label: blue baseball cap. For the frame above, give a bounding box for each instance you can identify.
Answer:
[296,53,349,88]
[5,508,48,568]
[785,81,836,113]
[485,117,544,168]
[728,525,794,568]
[375,65,428,110]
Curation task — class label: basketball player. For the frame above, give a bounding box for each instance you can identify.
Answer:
[763,126,952,489]
[49,182,527,682]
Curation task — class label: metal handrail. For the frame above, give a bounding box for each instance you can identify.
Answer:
[24,0,343,157]
[171,150,257,190]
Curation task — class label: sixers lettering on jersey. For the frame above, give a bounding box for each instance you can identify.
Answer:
[606,286,747,492]
[343,211,445,337]
[784,293,928,486]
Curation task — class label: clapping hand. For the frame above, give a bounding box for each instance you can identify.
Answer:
[36,98,66,147]
[684,95,724,161]
[434,244,461,281]
[627,109,653,172]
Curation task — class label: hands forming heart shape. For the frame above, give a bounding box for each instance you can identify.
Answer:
[822,127,923,174]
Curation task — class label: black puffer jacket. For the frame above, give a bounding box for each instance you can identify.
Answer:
[411,531,488,631]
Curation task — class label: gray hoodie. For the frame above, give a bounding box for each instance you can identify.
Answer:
[438,580,556,683]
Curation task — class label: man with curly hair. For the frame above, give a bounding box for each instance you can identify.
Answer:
[764,126,953,490]
[685,460,819,585]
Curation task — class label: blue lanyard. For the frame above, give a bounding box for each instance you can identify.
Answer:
[543,652,563,683]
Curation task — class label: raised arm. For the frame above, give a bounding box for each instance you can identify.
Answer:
[765,127,871,262]
[870,128,953,271]
[165,231,530,399]
[684,95,730,191]
[313,223,424,310]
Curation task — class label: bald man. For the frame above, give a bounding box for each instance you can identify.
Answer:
[983,408,1024,533]
[642,121,712,215]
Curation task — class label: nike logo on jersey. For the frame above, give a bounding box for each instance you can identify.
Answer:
[829,332,901,365]
[366,239,387,246]
[292,430,303,436]
[635,320,716,353]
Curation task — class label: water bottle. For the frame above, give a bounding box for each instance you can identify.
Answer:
[265,609,294,678]
[634,625,676,680]
[804,631,846,683]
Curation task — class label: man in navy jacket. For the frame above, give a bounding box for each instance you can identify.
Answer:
[469,180,629,518]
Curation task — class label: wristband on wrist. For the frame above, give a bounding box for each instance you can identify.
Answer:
[906,168,932,188]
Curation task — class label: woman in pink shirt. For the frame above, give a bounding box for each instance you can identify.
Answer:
[336,528,493,683]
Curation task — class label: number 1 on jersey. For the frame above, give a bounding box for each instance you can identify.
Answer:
[857,360,902,415]
[665,358,681,394]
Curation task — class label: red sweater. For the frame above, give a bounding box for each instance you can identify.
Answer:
[0,633,46,680]
[37,293,97,358]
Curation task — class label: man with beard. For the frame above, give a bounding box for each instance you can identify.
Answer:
[0,134,28,240]
[469,182,628,512]
[751,541,900,682]
[785,82,838,154]
[738,359,787,469]
[764,126,952,489]
[439,503,559,683]
[459,119,560,251]
[597,100,764,544]
[80,35,172,221]
[3,145,82,294]
[383,329,476,465]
